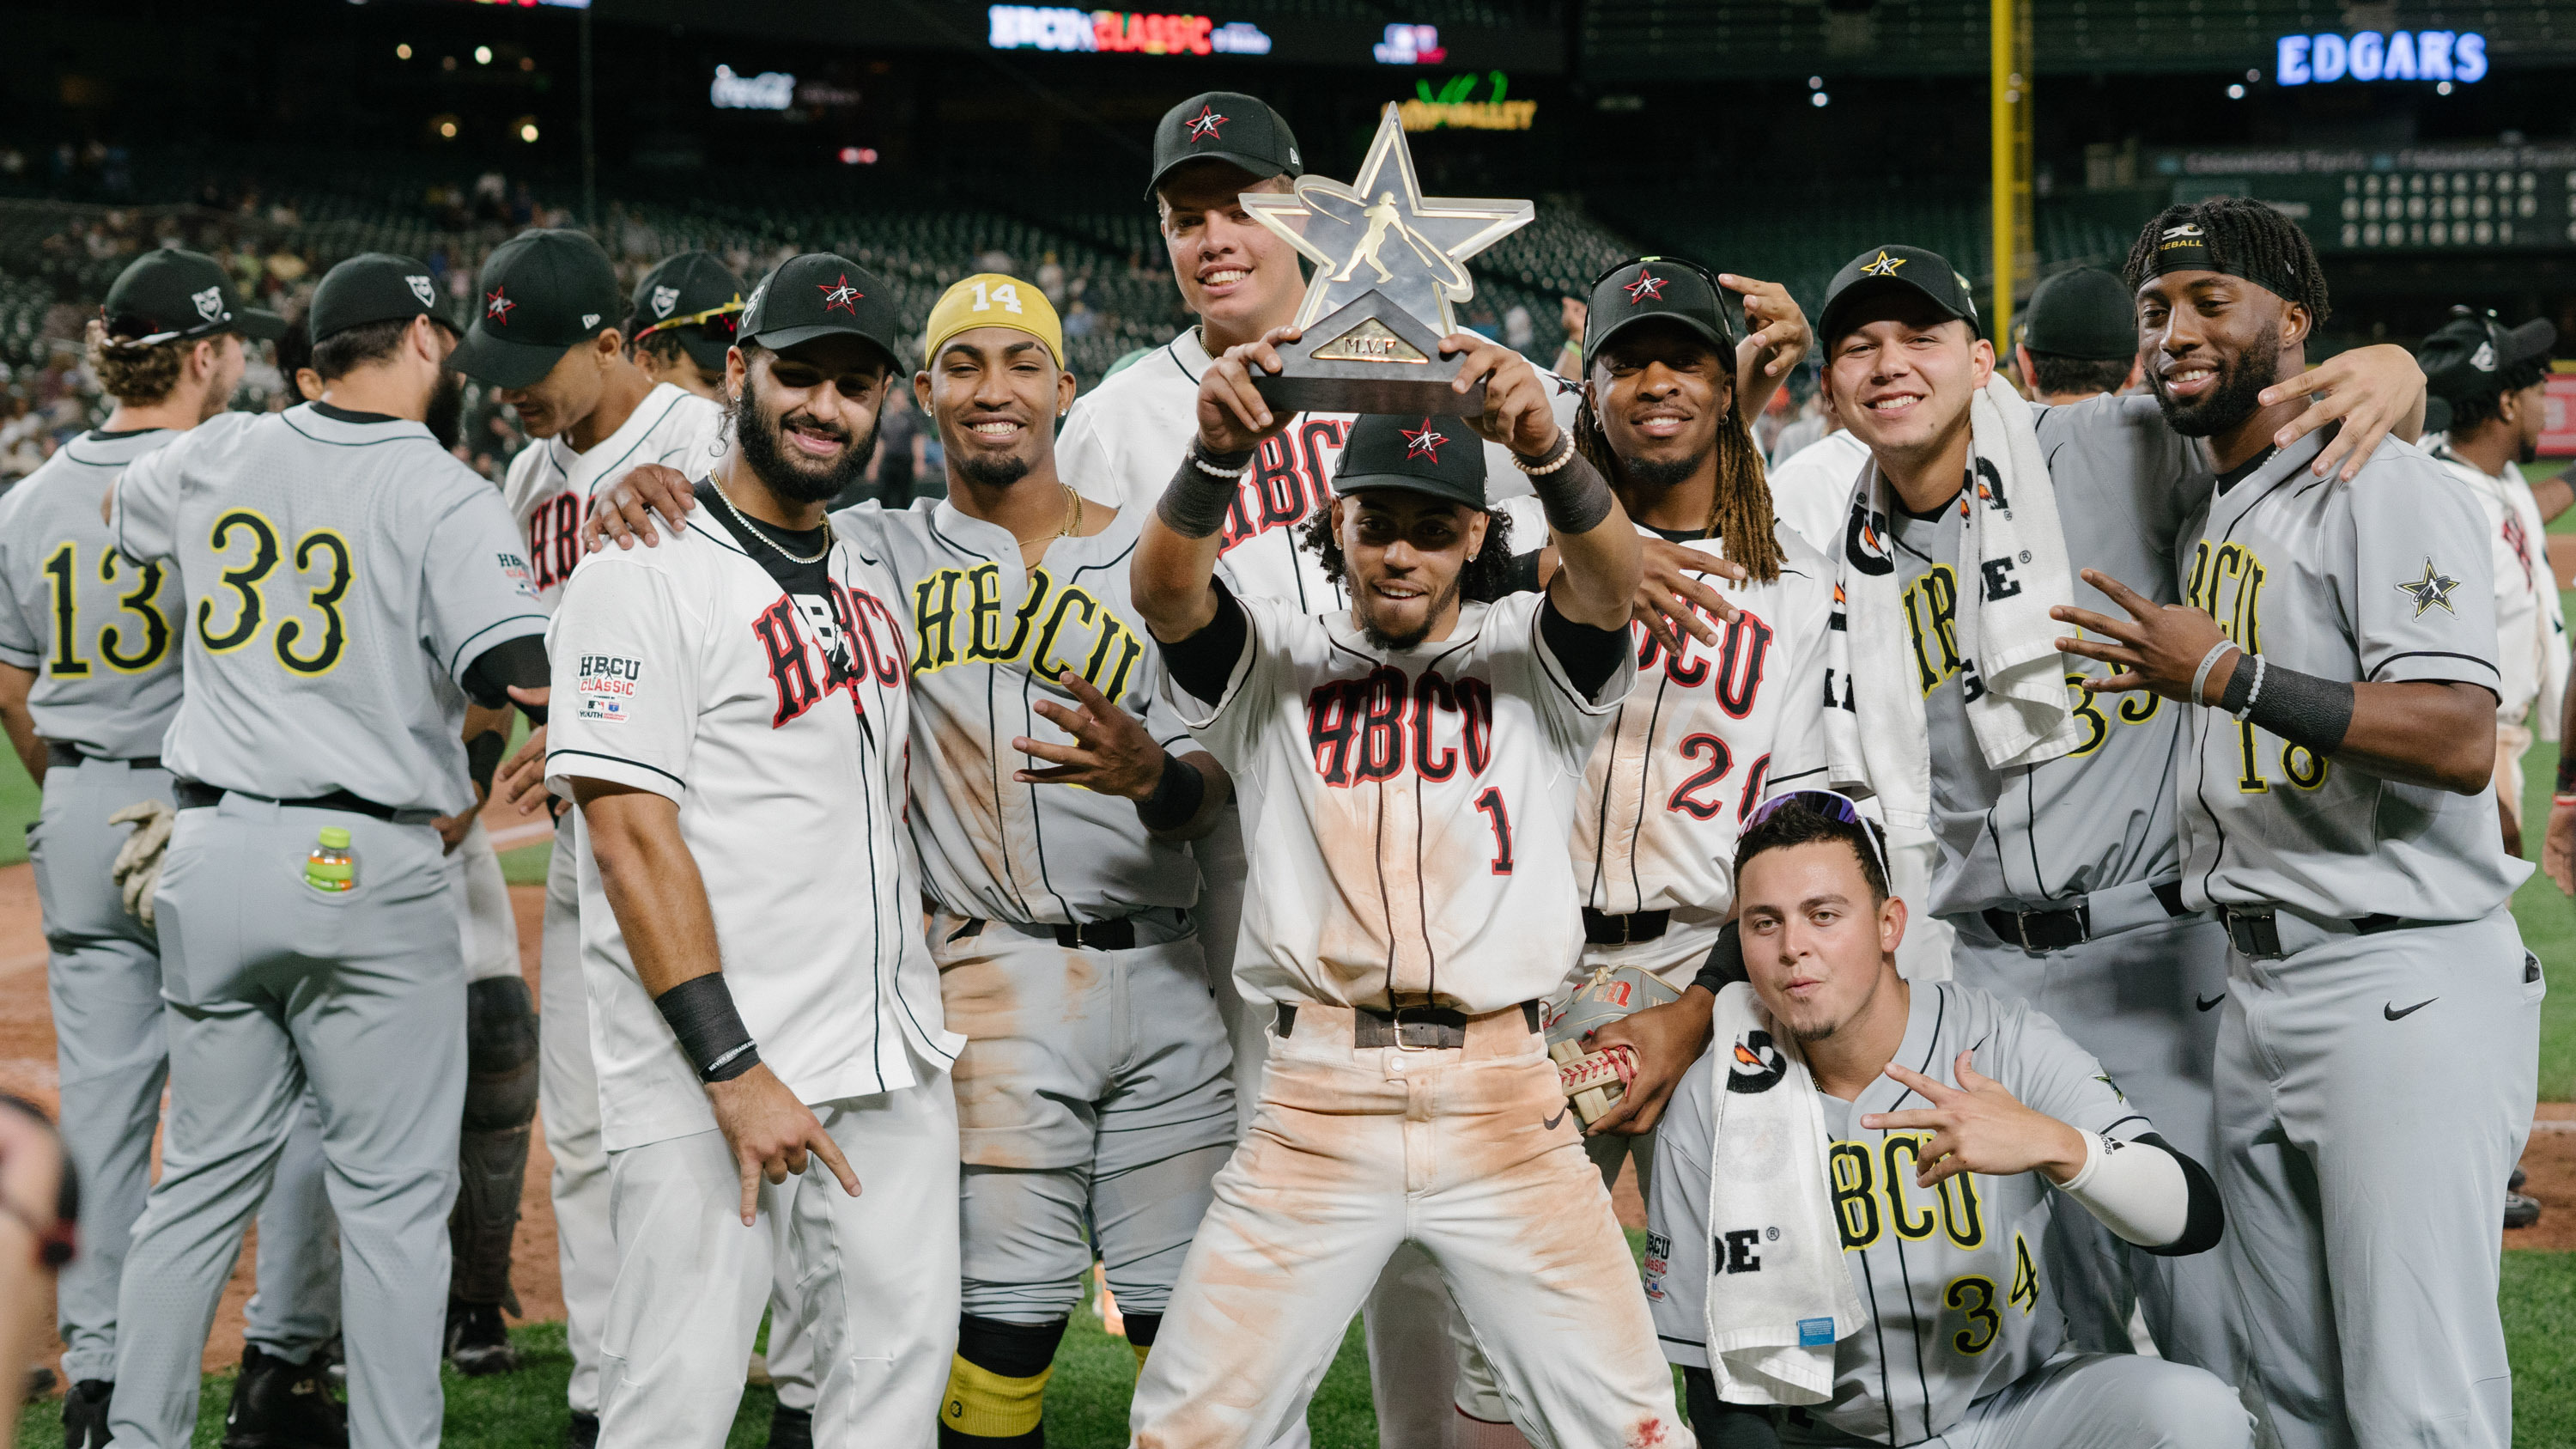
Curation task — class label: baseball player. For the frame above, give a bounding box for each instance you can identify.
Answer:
[0,249,342,1449]
[1807,238,2427,1376]
[583,265,1241,1449]
[2012,268,2143,407]
[1649,793,2246,1449]
[544,250,962,1449]
[448,228,726,1446]
[1124,319,1680,1446]
[2057,197,2537,1449]
[100,252,552,1449]
[626,251,745,403]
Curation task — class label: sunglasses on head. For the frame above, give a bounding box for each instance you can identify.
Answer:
[1744,788,1888,880]
[633,301,744,340]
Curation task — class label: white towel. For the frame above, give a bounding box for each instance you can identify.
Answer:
[1826,374,2087,830]
[1698,983,1867,1405]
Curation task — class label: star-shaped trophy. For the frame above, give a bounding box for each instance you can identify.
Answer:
[1239,104,1533,415]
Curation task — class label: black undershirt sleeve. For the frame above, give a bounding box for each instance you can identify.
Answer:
[462,634,550,722]
[1683,1367,1784,1448]
[1503,549,1546,596]
[1157,577,1249,704]
[2133,1131,2227,1257]
[1538,595,1629,701]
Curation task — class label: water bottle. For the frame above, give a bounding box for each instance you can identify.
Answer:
[303,825,356,894]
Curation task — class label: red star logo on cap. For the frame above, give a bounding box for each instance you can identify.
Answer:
[1624,270,1667,304]
[816,275,862,314]
[1401,418,1447,461]
[1185,104,1227,143]
[484,286,515,324]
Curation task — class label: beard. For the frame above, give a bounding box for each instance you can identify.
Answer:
[1619,447,1709,494]
[732,383,875,504]
[1353,567,1463,653]
[2151,346,2278,439]
[955,450,1032,490]
[2521,435,2542,466]
[426,369,465,450]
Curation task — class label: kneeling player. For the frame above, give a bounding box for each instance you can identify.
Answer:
[1649,793,2247,1449]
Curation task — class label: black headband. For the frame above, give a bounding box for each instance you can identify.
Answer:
[2146,222,2305,307]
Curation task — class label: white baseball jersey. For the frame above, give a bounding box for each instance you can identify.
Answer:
[2178,429,2530,921]
[1055,326,1565,612]
[543,483,958,1153]
[502,383,725,607]
[1648,980,2160,1445]
[1158,589,1631,1012]
[1764,428,1870,561]
[2430,441,2567,734]
[0,429,184,757]
[1575,521,1833,981]
[829,498,1204,926]
[108,404,547,815]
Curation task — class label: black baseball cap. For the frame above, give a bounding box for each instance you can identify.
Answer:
[2020,267,2136,362]
[1146,92,1303,201]
[308,253,457,344]
[449,229,625,390]
[1817,244,1983,350]
[1333,414,1488,510]
[1583,257,1741,374]
[738,253,903,364]
[100,249,285,345]
[628,252,747,373]
[2418,306,2556,403]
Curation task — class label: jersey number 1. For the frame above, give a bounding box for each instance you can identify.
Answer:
[1473,786,1513,874]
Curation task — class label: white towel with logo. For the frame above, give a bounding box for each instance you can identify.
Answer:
[1699,983,1867,1405]
[1826,374,2087,829]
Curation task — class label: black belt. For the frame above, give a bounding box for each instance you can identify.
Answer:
[2219,904,2406,960]
[1582,908,1669,946]
[44,743,161,770]
[1980,881,2188,954]
[173,780,407,822]
[1274,1000,1541,1050]
[1051,918,1136,952]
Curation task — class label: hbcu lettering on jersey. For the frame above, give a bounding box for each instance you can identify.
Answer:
[2184,537,2327,794]
[575,654,641,725]
[1826,1135,1989,1251]
[908,563,1147,703]
[1221,418,1348,555]
[527,494,584,594]
[1303,666,1494,785]
[756,583,907,730]
[1634,601,1776,712]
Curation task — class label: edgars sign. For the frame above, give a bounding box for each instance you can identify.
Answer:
[2275,31,2487,86]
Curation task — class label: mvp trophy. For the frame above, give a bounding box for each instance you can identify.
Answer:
[1240,103,1534,415]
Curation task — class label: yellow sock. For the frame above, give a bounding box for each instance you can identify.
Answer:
[1132,1341,1151,1374]
[941,1352,1052,1439]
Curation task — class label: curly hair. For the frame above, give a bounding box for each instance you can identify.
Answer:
[1572,372,1785,584]
[2121,196,2331,327]
[1298,500,1519,603]
[2445,356,2551,435]
[83,320,185,407]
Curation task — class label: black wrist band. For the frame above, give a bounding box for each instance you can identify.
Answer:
[653,974,761,1082]
[1136,751,1206,831]
[465,729,505,798]
[2215,653,2256,714]
[2556,751,2576,795]
[1691,920,1747,996]
[1157,451,1242,540]
[2241,660,2355,757]
[1532,448,1616,535]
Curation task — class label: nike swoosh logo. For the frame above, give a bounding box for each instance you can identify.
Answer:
[2385,998,2437,1021]
[2196,994,2225,1013]
[1543,1109,1569,1131]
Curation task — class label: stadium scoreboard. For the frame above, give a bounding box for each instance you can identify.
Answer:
[2154,143,2576,255]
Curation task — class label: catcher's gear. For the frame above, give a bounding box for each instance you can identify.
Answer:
[1542,965,1680,1127]
[452,977,538,1318]
[107,800,175,928]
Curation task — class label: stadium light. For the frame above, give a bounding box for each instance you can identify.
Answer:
[396,43,412,60]
[518,119,540,143]
[2227,83,2245,99]
[475,46,492,65]
[1812,92,1829,107]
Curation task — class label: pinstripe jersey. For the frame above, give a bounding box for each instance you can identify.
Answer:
[0,429,184,758]
[1648,981,2157,1446]
[501,382,724,607]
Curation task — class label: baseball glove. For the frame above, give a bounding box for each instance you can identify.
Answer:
[1542,964,1681,1127]
[108,800,175,928]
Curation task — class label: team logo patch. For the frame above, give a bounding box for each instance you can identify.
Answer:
[1184,103,1227,142]
[496,551,535,594]
[816,274,862,314]
[1624,269,1667,304]
[485,286,516,324]
[1724,1029,1789,1094]
[2093,1072,2125,1102]
[2471,340,2499,372]
[408,274,436,306]
[575,654,644,724]
[1857,250,1905,277]
[581,313,600,329]
[652,285,680,319]
[2160,222,2206,242]
[1640,1232,1670,1300]
[191,286,223,322]
[2395,557,2461,617]
[1400,417,1447,461]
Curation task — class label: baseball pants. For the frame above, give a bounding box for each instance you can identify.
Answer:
[450,817,519,986]
[31,758,340,1383]
[1197,813,1434,1449]
[2215,905,2537,1449]
[1129,1002,1680,1449]
[111,796,465,1449]
[1949,909,2235,1375]
[1770,1351,2251,1447]
[541,812,613,1416]
[595,1082,960,1449]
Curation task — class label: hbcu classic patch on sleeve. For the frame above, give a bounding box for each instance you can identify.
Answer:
[1642,1231,1671,1300]
[577,654,643,724]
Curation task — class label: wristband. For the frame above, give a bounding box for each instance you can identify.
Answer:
[2239,659,2355,757]
[1510,429,1577,476]
[1157,447,1248,540]
[2556,752,2576,795]
[2232,656,2269,722]
[2190,640,2237,707]
[1528,447,1617,535]
[2056,1129,2106,1194]
[1691,920,1747,996]
[465,729,505,799]
[653,974,762,1082]
[1135,751,1206,831]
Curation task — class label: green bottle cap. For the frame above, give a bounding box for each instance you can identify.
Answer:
[318,826,353,849]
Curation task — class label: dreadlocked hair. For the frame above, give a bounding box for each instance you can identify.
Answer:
[2444,356,2550,435]
[2121,196,2331,327]
[83,319,185,407]
[1298,502,1519,603]
[1571,388,1785,583]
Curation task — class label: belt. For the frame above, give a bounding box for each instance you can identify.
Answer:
[173,780,418,824]
[1274,1000,1541,1050]
[944,913,1145,953]
[2218,904,2406,960]
[1978,879,2189,954]
[44,743,161,770]
[1582,907,1670,946]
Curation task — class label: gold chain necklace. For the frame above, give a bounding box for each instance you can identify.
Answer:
[710,479,832,565]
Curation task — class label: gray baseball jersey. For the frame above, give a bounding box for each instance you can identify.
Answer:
[1647,980,2159,1446]
[2175,428,2528,920]
[107,404,548,815]
[1874,393,2208,920]
[0,429,185,756]
[829,497,1201,925]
